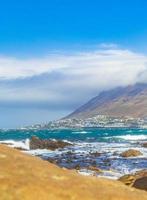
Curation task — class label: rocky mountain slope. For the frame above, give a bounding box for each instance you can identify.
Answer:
[67,83,147,119]
[0,144,147,200]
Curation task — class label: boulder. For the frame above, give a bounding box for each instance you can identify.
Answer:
[133,177,147,191]
[120,149,143,157]
[119,170,147,191]
[29,136,72,150]
[119,174,136,186]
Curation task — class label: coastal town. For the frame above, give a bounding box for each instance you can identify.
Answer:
[29,115,147,129]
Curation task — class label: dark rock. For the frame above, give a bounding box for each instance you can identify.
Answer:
[113,151,119,156]
[119,170,147,191]
[103,158,111,166]
[142,143,147,148]
[29,136,72,150]
[88,166,102,173]
[66,151,73,155]
[90,151,101,157]
[119,174,135,186]
[91,160,97,167]
[66,158,73,164]
[0,142,13,145]
[45,157,58,165]
[14,147,28,151]
[120,149,143,157]
[133,177,147,191]
[134,170,147,178]
[74,164,81,170]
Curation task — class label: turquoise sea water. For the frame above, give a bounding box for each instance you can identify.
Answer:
[0,128,147,179]
[0,128,147,142]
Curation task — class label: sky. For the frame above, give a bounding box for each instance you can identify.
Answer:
[0,0,147,128]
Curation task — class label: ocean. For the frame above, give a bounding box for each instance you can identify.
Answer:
[0,128,147,179]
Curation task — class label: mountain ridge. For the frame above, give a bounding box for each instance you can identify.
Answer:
[67,83,147,119]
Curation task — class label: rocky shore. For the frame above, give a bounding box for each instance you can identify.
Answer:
[0,144,147,200]
[29,136,72,150]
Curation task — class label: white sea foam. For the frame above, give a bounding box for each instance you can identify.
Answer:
[0,139,30,150]
[63,139,73,144]
[78,168,122,179]
[72,131,88,134]
[26,149,54,156]
[78,170,94,176]
[114,134,147,141]
[0,135,147,180]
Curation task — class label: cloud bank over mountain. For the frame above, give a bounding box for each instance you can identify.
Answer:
[0,46,146,82]
[0,44,147,126]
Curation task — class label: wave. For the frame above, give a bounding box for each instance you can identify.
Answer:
[72,131,89,134]
[0,139,30,150]
[0,136,147,180]
[114,134,147,141]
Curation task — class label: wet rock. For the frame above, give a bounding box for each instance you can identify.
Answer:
[119,170,147,191]
[113,151,119,156]
[133,177,147,191]
[46,157,58,165]
[14,147,28,151]
[134,170,147,178]
[91,160,97,166]
[120,149,143,157]
[0,142,13,145]
[66,158,73,164]
[29,136,72,150]
[119,174,136,186]
[74,164,81,170]
[66,151,74,155]
[90,151,101,157]
[88,166,102,173]
[103,158,111,166]
[142,143,147,148]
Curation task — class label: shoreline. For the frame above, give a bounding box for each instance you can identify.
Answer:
[1,135,147,180]
[0,127,146,183]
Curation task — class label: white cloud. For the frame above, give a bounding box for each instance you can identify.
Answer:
[0,45,147,110]
[0,47,146,81]
[98,43,118,49]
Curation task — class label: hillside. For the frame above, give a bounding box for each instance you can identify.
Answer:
[0,144,147,200]
[67,83,147,119]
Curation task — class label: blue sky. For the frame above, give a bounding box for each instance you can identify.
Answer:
[1,0,147,55]
[0,0,147,128]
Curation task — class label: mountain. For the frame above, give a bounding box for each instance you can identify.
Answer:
[67,83,147,119]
